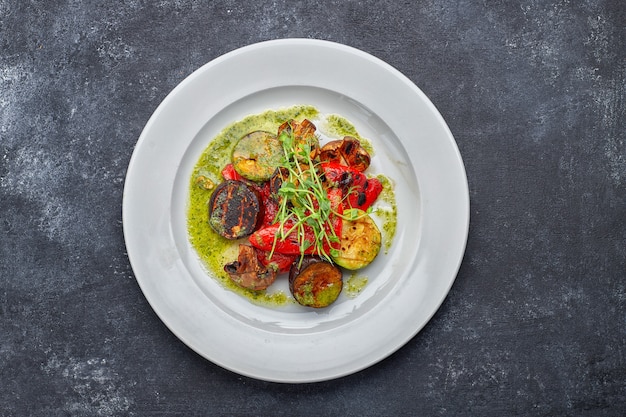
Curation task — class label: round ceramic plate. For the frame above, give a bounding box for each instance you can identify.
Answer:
[123,39,469,383]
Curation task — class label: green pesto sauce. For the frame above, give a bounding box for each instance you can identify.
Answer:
[345,273,368,298]
[323,114,374,155]
[374,174,397,254]
[187,105,397,307]
[296,281,341,307]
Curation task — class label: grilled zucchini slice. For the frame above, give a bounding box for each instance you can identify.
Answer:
[332,209,381,270]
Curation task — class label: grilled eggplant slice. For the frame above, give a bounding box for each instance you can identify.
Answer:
[332,209,381,270]
[289,257,343,308]
[232,131,283,182]
[208,180,261,239]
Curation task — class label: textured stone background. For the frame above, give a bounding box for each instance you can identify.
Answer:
[1,1,625,415]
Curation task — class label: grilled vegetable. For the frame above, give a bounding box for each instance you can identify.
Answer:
[346,174,383,211]
[289,257,342,308]
[232,131,283,182]
[320,163,383,211]
[224,245,278,290]
[220,163,244,181]
[332,209,381,270]
[208,180,261,239]
[248,199,342,258]
[256,248,297,273]
[277,119,320,161]
[319,136,371,171]
[249,221,326,255]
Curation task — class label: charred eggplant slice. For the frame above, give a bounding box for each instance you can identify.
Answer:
[225,245,278,291]
[208,180,261,239]
[289,257,343,308]
[232,131,283,182]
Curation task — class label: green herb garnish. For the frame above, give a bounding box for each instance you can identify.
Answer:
[270,123,342,264]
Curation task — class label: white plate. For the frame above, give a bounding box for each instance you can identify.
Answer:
[123,39,469,383]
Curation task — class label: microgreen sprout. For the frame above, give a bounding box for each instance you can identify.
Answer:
[269,123,342,265]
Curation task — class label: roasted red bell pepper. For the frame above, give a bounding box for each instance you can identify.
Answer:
[249,221,316,255]
[258,186,279,228]
[249,188,343,256]
[221,163,243,181]
[250,223,334,256]
[256,249,297,273]
[320,163,382,211]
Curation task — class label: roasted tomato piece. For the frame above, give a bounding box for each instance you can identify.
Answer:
[224,245,278,291]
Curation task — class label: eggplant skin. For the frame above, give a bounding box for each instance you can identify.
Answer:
[208,180,261,239]
[289,257,343,308]
[224,245,278,291]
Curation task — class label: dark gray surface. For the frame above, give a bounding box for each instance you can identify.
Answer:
[1,1,624,415]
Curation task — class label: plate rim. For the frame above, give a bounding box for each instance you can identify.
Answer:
[123,38,470,383]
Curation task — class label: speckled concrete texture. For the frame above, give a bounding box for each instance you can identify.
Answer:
[1,1,625,415]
